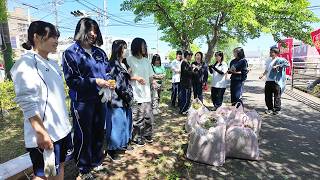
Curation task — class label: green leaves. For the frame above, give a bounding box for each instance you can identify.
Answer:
[0,0,8,22]
[121,0,319,54]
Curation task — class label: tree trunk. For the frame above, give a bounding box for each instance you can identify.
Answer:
[205,36,218,64]
[0,22,13,80]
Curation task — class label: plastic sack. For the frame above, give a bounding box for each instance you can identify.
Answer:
[225,126,259,160]
[186,124,226,166]
[185,99,209,132]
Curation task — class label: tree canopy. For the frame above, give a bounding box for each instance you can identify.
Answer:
[121,0,319,61]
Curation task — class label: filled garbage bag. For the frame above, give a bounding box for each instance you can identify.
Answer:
[186,123,227,166]
[225,126,260,160]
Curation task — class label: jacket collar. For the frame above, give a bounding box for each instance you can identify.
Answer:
[74,42,103,61]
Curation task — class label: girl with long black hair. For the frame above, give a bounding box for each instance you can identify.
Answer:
[105,40,133,161]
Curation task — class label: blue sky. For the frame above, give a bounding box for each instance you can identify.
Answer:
[8,0,320,55]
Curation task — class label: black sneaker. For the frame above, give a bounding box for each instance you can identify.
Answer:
[144,136,153,143]
[273,111,281,115]
[133,139,145,147]
[108,150,121,162]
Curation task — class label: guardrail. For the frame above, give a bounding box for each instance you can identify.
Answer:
[291,61,320,90]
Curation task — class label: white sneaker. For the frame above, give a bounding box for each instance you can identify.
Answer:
[265,110,273,115]
[92,165,107,172]
[153,109,159,115]
[77,172,94,180]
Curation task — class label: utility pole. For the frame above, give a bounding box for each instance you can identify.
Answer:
[157,30,159,54]
[53,0,58,27]
[21,3,38,24]
[0,0,13,80]
[104,0,108,37]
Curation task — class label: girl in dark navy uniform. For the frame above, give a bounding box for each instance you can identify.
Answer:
[105,40,133,161]
[62,18,115,179]
[228,47,248,106]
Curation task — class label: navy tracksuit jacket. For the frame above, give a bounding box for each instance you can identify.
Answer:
[62,42,110,173]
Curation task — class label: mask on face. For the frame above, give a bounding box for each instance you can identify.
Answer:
[123,49,130,58]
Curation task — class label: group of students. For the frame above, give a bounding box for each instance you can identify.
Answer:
[10,18,158,180]
[8,16,289,180]
[170,47,249,114]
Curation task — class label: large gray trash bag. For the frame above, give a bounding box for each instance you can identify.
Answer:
[226,126,260,160]
[186,124,227,166]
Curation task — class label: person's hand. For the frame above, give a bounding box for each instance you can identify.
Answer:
[137,77,146,85]
[152,80,158,89]
[36,130,53,150]
[107,80,116,90]
[273,65,280,70]
[96,78,109,88]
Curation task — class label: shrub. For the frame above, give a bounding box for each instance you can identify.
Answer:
[0,80,17,110]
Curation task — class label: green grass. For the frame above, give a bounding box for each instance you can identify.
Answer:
[0,108,25,163]
[0,81,71,164]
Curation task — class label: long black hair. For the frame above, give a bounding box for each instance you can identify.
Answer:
[74,17,103,46]
[151,54,161,66]
[214,51,224,62]
[131,37,148,57]
[110,40,127,61]
[233,47,245,60]
[22,21,60,50]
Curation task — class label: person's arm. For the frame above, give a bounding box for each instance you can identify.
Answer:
[11,59,53,150]
[202,65,209,83]
[259,70,268,79]
[212,64,224,75]
[131,76,146,85]
[171,61,181,73]
[62,50,110,90]
[29,115,53,149]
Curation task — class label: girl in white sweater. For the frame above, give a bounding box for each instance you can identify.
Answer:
[10,21,72,180]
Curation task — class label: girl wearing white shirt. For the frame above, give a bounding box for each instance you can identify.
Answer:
[10,21,72,179]
[208,51,228,110]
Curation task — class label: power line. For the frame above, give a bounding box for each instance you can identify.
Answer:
[75,0,156,28]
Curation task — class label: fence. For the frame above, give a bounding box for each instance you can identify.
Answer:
[291,61,320,90]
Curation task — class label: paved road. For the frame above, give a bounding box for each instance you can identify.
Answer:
[188,70,320,179]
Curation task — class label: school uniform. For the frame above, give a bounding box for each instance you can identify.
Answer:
[179,60,194,114]
[191,61,208,102]
[105,59,133,150]
[11,52,73,177]
[62,42,110,174]
[209,62,228,108]
[126,56,154,142]
[170,59,181,107]
[229,58,248,105]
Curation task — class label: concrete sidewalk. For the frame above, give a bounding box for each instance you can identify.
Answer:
[188,70,320,179]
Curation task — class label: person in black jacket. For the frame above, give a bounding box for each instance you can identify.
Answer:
[191,51,208,102]
[179,51,195,114]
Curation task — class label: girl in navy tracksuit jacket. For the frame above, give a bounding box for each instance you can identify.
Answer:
[62,18,114,177]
